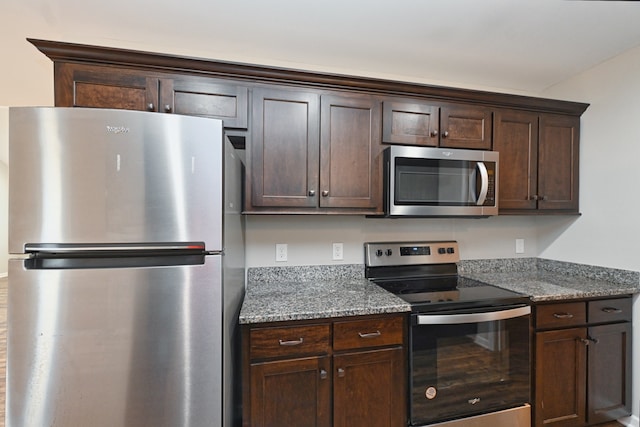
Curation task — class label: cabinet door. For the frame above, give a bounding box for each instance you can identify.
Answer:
[250,356,331,427]
[158,77,248,128]
[440,105,493,150]
[587,322,632,424]
[382,100,439,146]
[55,63,158,111]
[320,94,382,211]
[249,88,320,209]
[534,328,587,427]
[333,347,404,427]
[538,114,580,212]
[493,110,539,211]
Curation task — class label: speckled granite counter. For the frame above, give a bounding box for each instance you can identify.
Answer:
[460,258,640,302]
[239,265,410,324]
[240,259,640,324]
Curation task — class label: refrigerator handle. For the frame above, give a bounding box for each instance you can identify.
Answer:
[24,242,206,254]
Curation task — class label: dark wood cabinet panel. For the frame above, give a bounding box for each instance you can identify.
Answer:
[159,77,248,127]
[495,110,579,214]
[538,114,580,211]
[319,94,382,211]
[535,328,587,427]
[382,101,438,146]
[533,297,632,427]
[493,110,539,211]
[382,99,492,149]
[249,87,320,209]
[249,356,331,427]
[440,105,492,150]
[243,314,406,427]
[54,63,248,128]
[333,347,404,427]
[587,322,632,424]
[247,89,383,214]
[55,63,158,111]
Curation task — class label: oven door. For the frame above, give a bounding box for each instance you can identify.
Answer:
[409,305,530,426]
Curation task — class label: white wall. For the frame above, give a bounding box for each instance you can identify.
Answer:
[541,44,640,427]
[1,106,8,276]
[246,215,571,267]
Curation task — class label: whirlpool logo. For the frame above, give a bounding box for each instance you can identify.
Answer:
[106,125,130,134]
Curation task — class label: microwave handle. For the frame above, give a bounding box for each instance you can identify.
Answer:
[475,162,489,206]
[417,305,531,325]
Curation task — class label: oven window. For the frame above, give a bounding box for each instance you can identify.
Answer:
[410,314,530,425]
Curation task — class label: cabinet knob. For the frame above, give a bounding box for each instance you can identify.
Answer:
[164,104,172,113]
[147,103,155,111]
[337,368,345,378]
[578,338,590,346]
[308,190,316,197]
[320,369,328,380]
[430,130,439,137]
[442,131,449,138]
[322,190,329,197]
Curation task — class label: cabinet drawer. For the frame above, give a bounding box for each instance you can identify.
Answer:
[588,297,632,324]
[535,302,586,329]
[333,316,403,351]
[250,324,330,360]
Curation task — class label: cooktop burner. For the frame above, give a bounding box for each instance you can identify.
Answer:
[364,241,529,312]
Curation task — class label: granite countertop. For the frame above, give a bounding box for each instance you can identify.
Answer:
[239,259,640,324]
[239,266,410,324]
[460,258,640,303]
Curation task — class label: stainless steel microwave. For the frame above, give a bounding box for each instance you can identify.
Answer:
[384,146,499,217]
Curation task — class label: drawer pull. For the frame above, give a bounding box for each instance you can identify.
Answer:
[358,330,382,339]
[279,338,304,346]
[602,307,622,314]
[578,338,590,346]
[553,312,574,319]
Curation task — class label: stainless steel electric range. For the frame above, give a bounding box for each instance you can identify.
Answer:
[365,241,531,427]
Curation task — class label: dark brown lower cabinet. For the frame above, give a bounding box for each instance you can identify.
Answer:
[243,314,406,427]
[250,356,331,427]
[533,297,632,427]
[333,348,404,427]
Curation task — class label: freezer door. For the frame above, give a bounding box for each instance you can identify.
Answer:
[9,107,223,253]
[7,255,224,427]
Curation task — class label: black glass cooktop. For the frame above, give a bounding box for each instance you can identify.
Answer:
[373,276,529,313]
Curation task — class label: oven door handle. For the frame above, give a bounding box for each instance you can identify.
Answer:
[416,305,531,325]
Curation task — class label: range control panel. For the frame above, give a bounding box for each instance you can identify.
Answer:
[364,241,460,267]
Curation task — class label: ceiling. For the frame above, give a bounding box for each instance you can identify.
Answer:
[6,0,640,94]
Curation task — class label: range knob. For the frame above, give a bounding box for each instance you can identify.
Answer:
[438,248,446,254]
[385,249,393,256]
[376,249,383,257]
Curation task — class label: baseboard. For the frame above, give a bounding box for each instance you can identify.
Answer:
[620,415,640,427]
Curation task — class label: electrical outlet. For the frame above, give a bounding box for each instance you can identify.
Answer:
[275,243,288,262]
[332,243,344,261]
[515,239,525,254]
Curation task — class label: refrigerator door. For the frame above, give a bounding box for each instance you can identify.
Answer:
[9,107,223,253]
[7,255,223,427]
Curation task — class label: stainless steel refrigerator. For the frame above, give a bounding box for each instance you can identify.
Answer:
[7,107,245,427]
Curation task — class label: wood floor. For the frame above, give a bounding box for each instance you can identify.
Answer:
[0,276,629,427]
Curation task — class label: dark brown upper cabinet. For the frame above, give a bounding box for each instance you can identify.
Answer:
[54,63,248,128]
[494,110,579,214]
[247,87,382,214]
[382,99,492,150]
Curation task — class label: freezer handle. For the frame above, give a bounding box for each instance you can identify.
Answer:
[24,242,206,254]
